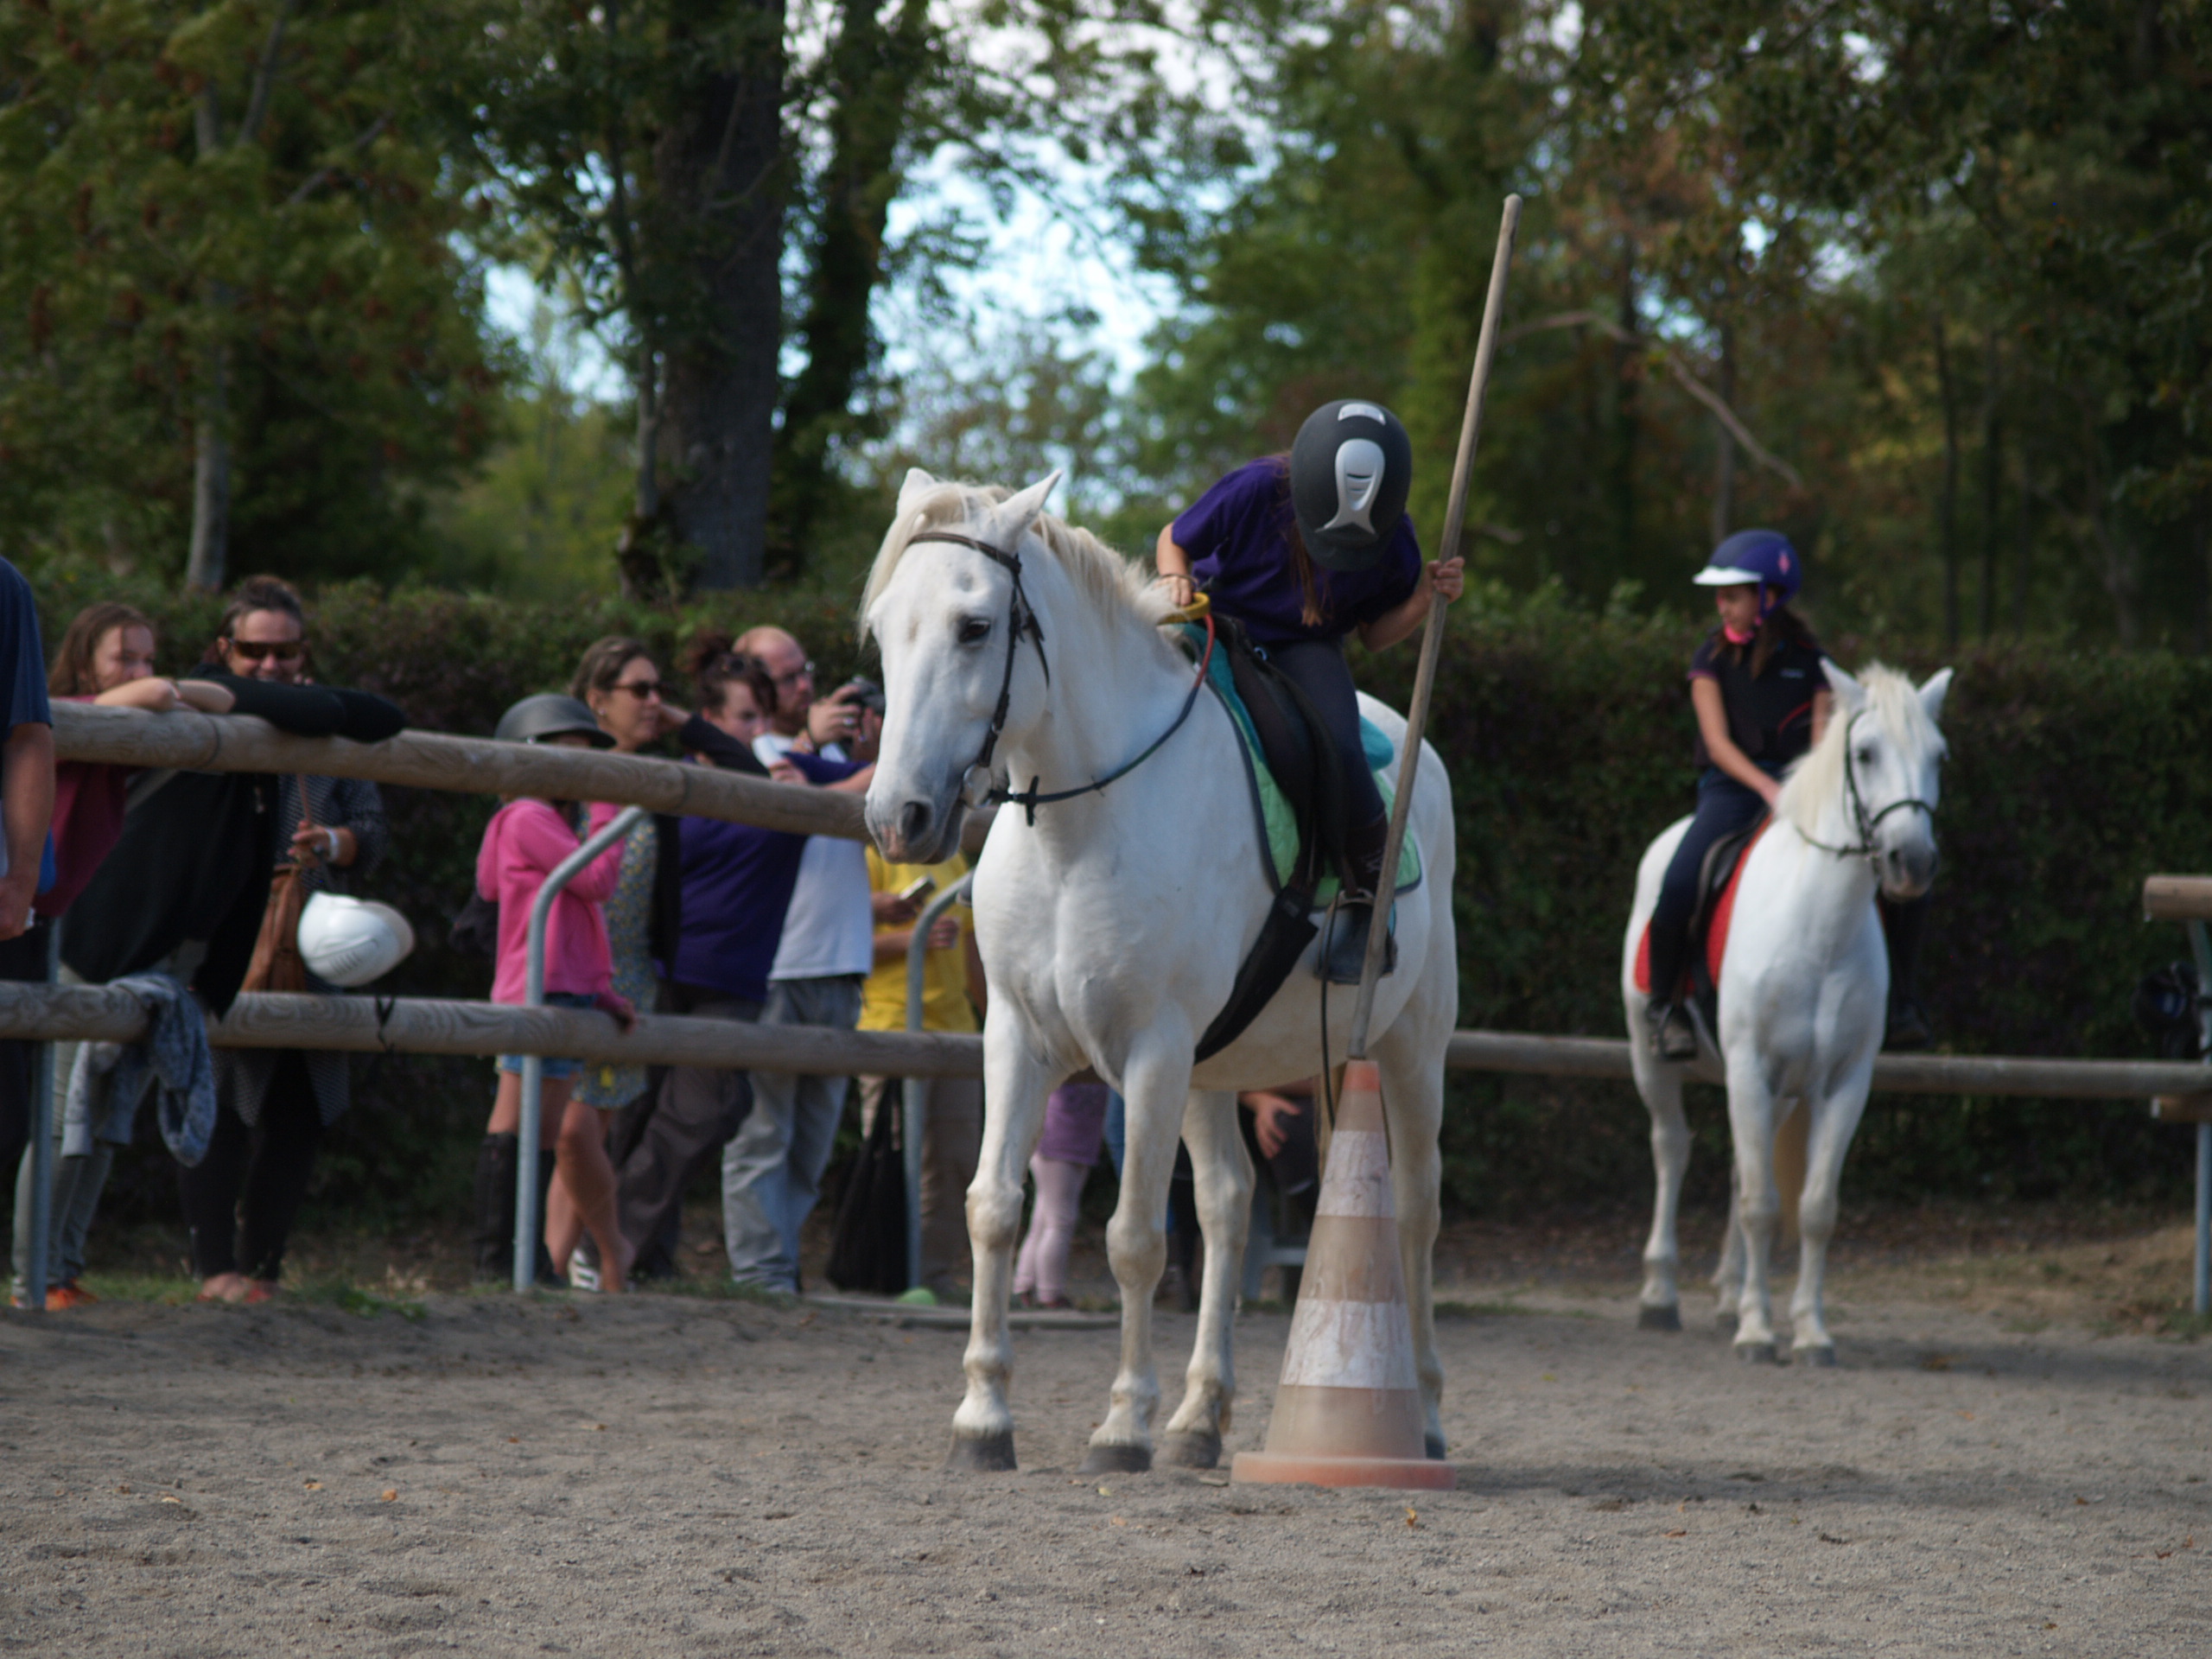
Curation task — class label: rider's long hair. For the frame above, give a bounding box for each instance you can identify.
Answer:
[1267,454,1326,630]
[1724,601,1818,679]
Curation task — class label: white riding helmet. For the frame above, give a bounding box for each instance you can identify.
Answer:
[297,893,417,988]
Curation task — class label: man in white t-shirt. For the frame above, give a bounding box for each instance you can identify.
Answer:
[720,626,876,1293]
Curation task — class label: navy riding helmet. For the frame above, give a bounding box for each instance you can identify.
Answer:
[1288,399,1414,572]
[1693,528,1803,608]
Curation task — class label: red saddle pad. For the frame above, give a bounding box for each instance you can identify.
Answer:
[1633,819,1772,997]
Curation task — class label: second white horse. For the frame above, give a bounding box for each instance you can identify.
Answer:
[1623,661,1951,1362]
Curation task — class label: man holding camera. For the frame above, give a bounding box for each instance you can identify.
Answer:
[721,626,878,1294]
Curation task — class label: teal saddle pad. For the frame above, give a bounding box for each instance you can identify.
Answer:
[1179,624,1421,906]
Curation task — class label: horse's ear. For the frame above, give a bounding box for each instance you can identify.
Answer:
[1822,658,1866,714]
[1917,666,1954,725]
[896,467,939,517]
[996,470,1063,540]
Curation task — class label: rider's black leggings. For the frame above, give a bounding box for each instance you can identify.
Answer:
[1268,639,1386,829]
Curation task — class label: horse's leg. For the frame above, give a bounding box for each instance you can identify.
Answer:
[1375,1005,1449,1459]
[1630,1031,1689,1331]
[1713,1169,1745,1333]
[1723,1051,1783,1362]
[948,1027,1058,1472]
[1790,1077,1872,1365]
[1082,1037,1196,1474]
[1160,1089,1250,1468]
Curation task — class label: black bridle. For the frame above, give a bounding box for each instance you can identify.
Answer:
[907,529,1215,825]
[1795,710,1939,863]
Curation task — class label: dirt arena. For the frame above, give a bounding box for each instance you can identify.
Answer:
[3,1208,2207,1656]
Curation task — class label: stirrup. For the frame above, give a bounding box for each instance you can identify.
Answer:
[1647,1001,1697,1061]
[1320,895,1395,986]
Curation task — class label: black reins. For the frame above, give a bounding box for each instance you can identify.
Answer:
[907,528,1216,825]
[1795,710,1938,862]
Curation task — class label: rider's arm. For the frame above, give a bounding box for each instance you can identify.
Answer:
[1693,677,1781,808]
[1357,557,1466,652]
[1154,526,1195,607]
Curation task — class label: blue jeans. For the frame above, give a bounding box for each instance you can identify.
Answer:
[721,975,863,1291]
[1647,767,1773,1004]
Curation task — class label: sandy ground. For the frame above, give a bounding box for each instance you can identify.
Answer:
[3,1207,2209,1656]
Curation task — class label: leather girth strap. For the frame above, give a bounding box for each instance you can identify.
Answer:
[1193,619,1350,1063]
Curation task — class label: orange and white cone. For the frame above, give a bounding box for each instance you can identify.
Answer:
[1231,1059,1454,1490]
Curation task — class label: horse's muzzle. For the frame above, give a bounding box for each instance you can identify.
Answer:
[1880,840,1939,900]
[868,791,964,865]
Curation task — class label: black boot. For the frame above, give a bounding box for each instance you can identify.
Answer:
[1644,999,1698,1062]
[473,1133,518,1282]
[1320,814,1397,986]
[533,1150,563,1287]
[1881,895,1934,1052]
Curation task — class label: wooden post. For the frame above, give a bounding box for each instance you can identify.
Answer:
[1346,193,1522,1062]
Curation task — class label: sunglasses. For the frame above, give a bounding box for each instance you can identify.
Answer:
[772,660,815,689]
[224,639,307,662]
[612,678,664,700]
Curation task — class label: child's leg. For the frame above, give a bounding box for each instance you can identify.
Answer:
[1027,1156,1090,1305]
[552,1094,630,1292]
[1646,778,1768,1003]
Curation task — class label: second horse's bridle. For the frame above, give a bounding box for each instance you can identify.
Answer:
[1795,709,1938,864]
[907,528,1215,825]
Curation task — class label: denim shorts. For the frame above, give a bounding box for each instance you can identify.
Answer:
[496,991,598,1080]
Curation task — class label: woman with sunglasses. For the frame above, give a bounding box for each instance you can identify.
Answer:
[535,637,684,1287]
[63,575,404,1304]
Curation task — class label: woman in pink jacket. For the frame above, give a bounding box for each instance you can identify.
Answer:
[476,696,636,1291]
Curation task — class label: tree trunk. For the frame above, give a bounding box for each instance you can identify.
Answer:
[1979,332,2001,640]
[656,0,787,592]
[1709,320,1736,547]
[2012,445,2034,638]
[1611,250,1637,564]
[188,90,231,593]
[1934,317,1960,648]
[766,0,931,579]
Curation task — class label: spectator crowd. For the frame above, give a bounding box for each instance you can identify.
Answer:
[0,557,1317,1312]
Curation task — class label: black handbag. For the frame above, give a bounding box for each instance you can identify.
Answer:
[828,1091,910,1295]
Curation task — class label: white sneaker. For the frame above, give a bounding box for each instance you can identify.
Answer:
[567,1249,602,1293]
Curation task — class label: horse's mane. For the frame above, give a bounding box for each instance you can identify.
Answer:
[1778,662,1946,840]
[860,478,1175,637]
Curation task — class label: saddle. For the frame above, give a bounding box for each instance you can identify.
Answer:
[1185,618,1419,1061]
[1634,817,1772,1039]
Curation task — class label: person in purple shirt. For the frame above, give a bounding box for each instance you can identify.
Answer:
[1154,399,1464,982]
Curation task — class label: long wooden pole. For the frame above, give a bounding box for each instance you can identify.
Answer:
[1347,193,1522,1061]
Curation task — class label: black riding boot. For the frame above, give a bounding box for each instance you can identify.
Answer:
[1882,895,1933,1051]
[473,1133,518,1282]
[1320,814,1398,986]
[1643,999,1699,1061]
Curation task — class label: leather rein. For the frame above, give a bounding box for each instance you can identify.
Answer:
[908,530,1217,825]
[1793,709,1938,862]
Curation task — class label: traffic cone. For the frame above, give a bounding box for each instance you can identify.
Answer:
[1231,1059,1455,1490]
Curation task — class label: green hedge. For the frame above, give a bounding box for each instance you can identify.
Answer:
[37,572,2211,1227]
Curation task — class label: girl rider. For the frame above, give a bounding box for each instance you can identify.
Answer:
[1154,400,1465,983]
[1644,531,1933,1059]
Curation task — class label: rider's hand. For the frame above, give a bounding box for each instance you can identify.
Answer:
[1155,573,1196,609]
[1428,556,1465,604]
[1755,775,1783,810]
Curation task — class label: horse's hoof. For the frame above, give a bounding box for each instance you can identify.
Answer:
[944,1430,1018,1472]
[1638,1304,1682,1332]
[1077,1442,1153,1476]
[1156,1431,1222,1470]
[1734,1341,1778,1365]
[1796,1344,1838,1369]
[1424,1434,1448,1462]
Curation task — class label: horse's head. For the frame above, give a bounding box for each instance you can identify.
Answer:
[1815,660,1953,900]
[861,467,1065,863]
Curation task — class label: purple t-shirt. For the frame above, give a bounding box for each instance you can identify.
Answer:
[1171,458,1422,645]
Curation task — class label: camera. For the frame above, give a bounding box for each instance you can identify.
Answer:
[839,677,887,717]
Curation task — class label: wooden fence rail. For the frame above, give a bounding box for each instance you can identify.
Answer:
[2,983,2202,1099]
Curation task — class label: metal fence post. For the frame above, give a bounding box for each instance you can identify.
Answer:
[22,919,55,1313]
[905,873,973,1294]
[2188,920,2212,1317]
[513,806,647,1294]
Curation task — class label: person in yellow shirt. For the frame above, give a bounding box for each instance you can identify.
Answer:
[857,847,986,1303]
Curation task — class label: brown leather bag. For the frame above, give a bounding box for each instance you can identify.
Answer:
[242,778,315,995]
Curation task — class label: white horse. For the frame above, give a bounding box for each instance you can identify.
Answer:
[1622,661,1950,1363]
[862,469,1459,1471]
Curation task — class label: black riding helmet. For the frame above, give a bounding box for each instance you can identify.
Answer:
[1288,399,1414,572]
[494,693,613,748]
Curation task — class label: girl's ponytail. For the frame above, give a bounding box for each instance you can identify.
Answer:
[1272,455,1325,629]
